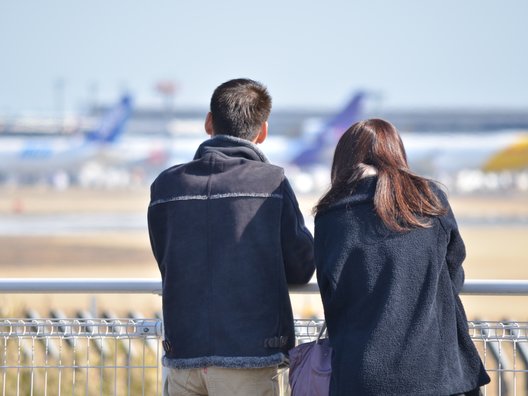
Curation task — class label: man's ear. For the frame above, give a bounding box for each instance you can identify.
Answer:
[254,121,268,144]
[205,112,214,136]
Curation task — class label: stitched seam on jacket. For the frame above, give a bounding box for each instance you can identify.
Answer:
[149,193,283,207]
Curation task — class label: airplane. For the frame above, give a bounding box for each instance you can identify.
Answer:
[0,95,133,185]
[262,93,528,194]
[401,130,528,192]
[289,92,366,167]
[266,92,367,193]
[288,125,528,194]
[402,130,528,174]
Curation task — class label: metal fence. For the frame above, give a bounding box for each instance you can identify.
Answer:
[470,321,528,396]
[2,318,526,396]
[1,279,528,395]
[0,318,162,396]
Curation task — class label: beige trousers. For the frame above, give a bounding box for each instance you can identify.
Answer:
[163,366,279,396]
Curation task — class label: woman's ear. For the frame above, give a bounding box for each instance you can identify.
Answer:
[205,112,214,136]
[254,121,268,144]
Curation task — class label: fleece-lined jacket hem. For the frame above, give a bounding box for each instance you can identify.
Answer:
[163,353,287,369]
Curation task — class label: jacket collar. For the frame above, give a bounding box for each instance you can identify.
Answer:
[193,135,270,163]
[328,176,378,210]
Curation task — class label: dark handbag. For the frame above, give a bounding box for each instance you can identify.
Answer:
[288,322,332,396]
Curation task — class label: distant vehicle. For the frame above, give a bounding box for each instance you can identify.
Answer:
[401,130,528,192]
[289,92,367,167]
[272,98,528,193]
[269,92,366,193]
[0,95,132,185]
[402,130,528,174]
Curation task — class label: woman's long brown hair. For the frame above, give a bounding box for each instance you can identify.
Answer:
[315,118,447,232]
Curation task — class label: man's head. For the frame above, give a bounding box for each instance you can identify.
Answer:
[206,78,271,142]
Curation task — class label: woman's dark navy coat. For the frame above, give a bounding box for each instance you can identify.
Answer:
[314,177,490,396]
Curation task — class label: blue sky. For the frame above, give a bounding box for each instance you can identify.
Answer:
[1,0,527,114]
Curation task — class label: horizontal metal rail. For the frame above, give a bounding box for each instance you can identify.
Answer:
[1,278,528,295]
[0,278,162,294]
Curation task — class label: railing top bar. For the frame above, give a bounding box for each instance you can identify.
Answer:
[290,280,528,295]
[462,279,528,295]
[0,278,162,295]
[1,278,528,295]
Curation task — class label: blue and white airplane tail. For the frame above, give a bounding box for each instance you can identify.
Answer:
[86,95,133,143]
[291,91,366,167]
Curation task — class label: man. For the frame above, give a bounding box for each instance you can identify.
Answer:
[148,78,315,396]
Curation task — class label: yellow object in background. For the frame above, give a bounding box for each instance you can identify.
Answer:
[484,135,528,172]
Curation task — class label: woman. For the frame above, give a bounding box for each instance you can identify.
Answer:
[314,119,490,395]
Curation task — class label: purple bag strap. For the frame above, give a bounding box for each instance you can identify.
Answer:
[317,322,327,343]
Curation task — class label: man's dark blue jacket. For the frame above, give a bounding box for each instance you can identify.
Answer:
[315,177,490,396]
[148,135,315,369]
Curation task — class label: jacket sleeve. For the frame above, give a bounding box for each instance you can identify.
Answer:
[439,199,466,295]
[280,178,316,285]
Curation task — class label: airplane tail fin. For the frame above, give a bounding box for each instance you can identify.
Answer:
[292,91,366,167]
[86,95,133,143]
[324,91,366,134]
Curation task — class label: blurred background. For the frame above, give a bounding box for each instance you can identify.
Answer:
[0,0,527,321]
